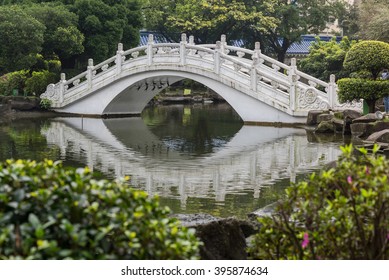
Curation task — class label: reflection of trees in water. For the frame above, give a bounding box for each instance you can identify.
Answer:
[0,120,60,161]
[192,116,212,154]
[144,104,243,155]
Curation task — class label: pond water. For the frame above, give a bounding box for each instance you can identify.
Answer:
[0,103,348,218]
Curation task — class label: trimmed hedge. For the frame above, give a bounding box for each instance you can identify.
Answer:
[337,78,389,102]
[0,159,201,260]
[248,145,389,260]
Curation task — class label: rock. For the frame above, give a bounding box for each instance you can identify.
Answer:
[366,129,389,143]
[315,120,335,133]
[248,202,278,222]
[317,113,333,123]
[306,110,326,125]
[351,121,389,139]
[174,213,256,260]
[10,98,40,111]
[331,118,344,133]
[352,113,379,124]
[0,103,11,114]
[350,122,368,137]
[174,213,220,228]
[343,109,362,120]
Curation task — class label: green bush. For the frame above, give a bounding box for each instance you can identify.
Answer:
[337,78,389,112]
[344,41,389,80]
[249,145,389,260]
[299,36,355,81]
[24,71,57,96]
[39,98,52,110]
[0,70,29,96]
[0,159,201,260]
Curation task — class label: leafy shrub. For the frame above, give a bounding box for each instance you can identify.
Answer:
[249,145,389,260]
[337,78,389,112]
[24,71,57,96]
[0,159,201,260]
[39,98,52,110]
[299,36,355,81]
[344,40,389,80]
[0,70,29,96]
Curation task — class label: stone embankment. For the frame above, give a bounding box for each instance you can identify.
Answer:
[308,109,389,154]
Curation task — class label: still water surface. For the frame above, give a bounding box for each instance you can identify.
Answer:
[0,103,347,218]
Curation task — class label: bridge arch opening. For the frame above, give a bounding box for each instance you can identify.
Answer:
[102,71,261,122]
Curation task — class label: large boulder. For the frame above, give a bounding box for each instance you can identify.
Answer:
[343,109,363,120]
[351,121,389,138]
[306,110,326,125]
[174,213,256,260]
[366,129,389,143]
[352,113,380,124]
[331,117,344,133]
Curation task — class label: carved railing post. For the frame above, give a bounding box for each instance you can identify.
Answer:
[214,41,221,75]
[251,42,261,91]
[59,73,66,103]
[289,58,297,111]
[328,74,337,108]
[180,33,187,66]
[188,35,195,55]
[116,43,124,75]
[147,34,154,66]
[87,59,94,89]
[220,34,227,54]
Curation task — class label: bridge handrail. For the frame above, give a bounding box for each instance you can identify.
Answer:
[93,56,116,70]
[295,69,329,88]
[122,45,147,56]
[64,71,87,87]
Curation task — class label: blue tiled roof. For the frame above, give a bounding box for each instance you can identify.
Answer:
[139,31,341,56]
[285,35,342,55]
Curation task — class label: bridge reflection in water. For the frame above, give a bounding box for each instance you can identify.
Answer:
[42,117,341,212]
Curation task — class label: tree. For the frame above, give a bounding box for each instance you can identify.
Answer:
[337,40,389,112]
[299,36,355,81]
[143,0,278,44]
[244,0,346,62]
[357,0,389,42]
[70,0,142,65]
[0,6,45,75]
[25,3,84,61]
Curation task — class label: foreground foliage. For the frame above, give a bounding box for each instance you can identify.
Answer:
[249,145,389,259]
[0,159,201,259]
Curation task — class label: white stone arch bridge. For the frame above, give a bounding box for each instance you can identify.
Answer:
[41,34,361,124]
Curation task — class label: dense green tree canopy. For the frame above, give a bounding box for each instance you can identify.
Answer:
[0,0,143,71]
[248,0,345,62]
[70,0,142,64]
[357,0,389,42]
[143,0,278,44]
[143,0,347,62]
[299,37,355,81]
[25,3,84,60]
[0,6,45,74]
